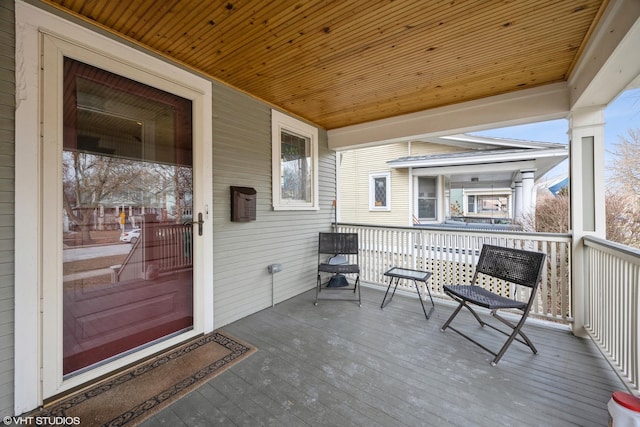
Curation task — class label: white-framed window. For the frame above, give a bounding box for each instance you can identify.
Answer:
[272,110,319,210]
[466,193,510,215]
[369,172,391,210]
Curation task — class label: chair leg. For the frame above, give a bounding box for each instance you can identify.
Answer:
[441,298,486,332]
[490,311,537,366]
[492,311,537,351]
[440,300,465,331]
[315,272,320,306]
[463,303,486,327]
[442,301,537,366]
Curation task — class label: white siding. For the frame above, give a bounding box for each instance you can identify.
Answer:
[212,84,334,327]
[0,1,13,417]
[339,141,467,227]
[339,143,409,226]
[409,141,466,156]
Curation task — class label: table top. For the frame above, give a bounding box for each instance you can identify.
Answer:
[384,267,431,282]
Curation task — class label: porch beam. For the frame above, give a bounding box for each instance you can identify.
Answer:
[327,82,569,150]
[568,0,640,110]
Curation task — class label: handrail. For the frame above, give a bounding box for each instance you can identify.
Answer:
[336,223,572,323]
[114,238,144,282]
[584,236,640,392]
[113,222,193,282]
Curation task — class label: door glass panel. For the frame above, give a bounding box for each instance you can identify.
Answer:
[280,130,311,202]
[62,58,194,376]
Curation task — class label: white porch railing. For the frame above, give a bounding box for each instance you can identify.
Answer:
[584,236,640,392]
[113,223,193,282]
[336,223,572,323]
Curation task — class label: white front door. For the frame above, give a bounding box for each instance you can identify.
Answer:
[36,31,213,399]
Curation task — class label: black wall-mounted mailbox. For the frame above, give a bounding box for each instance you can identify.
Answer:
[230,186,257,222]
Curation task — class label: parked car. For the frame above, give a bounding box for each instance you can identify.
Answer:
[119,228,141,244]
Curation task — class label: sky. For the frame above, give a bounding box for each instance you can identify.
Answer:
[470,87,640,180]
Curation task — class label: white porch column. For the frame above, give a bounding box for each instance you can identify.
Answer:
[521,170,536,219]
[513,181,523,221]
[569,106,606,337]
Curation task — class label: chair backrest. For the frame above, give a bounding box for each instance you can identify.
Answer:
[473,244,546,289]
[318,232,359,255]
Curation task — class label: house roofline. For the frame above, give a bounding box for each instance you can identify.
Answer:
[388,147,568,169]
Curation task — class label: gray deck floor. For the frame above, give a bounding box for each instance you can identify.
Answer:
[141,286,626,426]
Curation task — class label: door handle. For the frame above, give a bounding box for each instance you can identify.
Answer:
[185,212,204,236]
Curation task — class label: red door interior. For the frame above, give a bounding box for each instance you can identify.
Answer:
[61,57,195,376]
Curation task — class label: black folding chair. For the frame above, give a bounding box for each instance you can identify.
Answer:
[440,244,546,366]
[315,232,361,306]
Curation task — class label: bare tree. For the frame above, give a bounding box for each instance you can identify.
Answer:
[607,129,640,195]
[605,191,640,248]
[136,163,193,223]
[606,128,640,249]
[63,151,143,243]
[520,187,569,233]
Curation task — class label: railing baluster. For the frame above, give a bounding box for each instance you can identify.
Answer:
[583,236,640,393]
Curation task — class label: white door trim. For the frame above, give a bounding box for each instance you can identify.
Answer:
[15,1,213,412]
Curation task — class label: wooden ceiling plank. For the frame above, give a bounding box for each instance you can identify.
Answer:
[98,1,138,31]
[279,60,569,115]
[188,3,324,70]
[203,0,382,75]
[65,0,87,12]
[219,0,447,82]
[282,47,572,100]
[76,0,110,19]
[242,9,597,101]
[314,66,567,117]
[43,0,607,130]
[130,0,215,50]
[126,0,184,40]
[162,0,274,58]
[112,1,165,34]
[228,0,588,91]
[186,0,341,61]
[180,0,308,68]
[143,1,221,55]
[318,0,596,74]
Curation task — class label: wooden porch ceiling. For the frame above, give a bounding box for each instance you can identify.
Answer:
[42,0,607,130]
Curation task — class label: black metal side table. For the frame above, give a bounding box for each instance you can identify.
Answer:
[381,267,434,320]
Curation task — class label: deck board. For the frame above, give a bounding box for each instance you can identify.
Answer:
[141,286,626,426]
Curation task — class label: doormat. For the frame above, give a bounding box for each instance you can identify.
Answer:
[31,331,256,426]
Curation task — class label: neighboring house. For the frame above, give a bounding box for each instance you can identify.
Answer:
[339,135,568,227]
[544,176,570,197]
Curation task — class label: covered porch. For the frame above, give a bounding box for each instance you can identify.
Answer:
[140,222,638,426]
[7,0,640,419]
